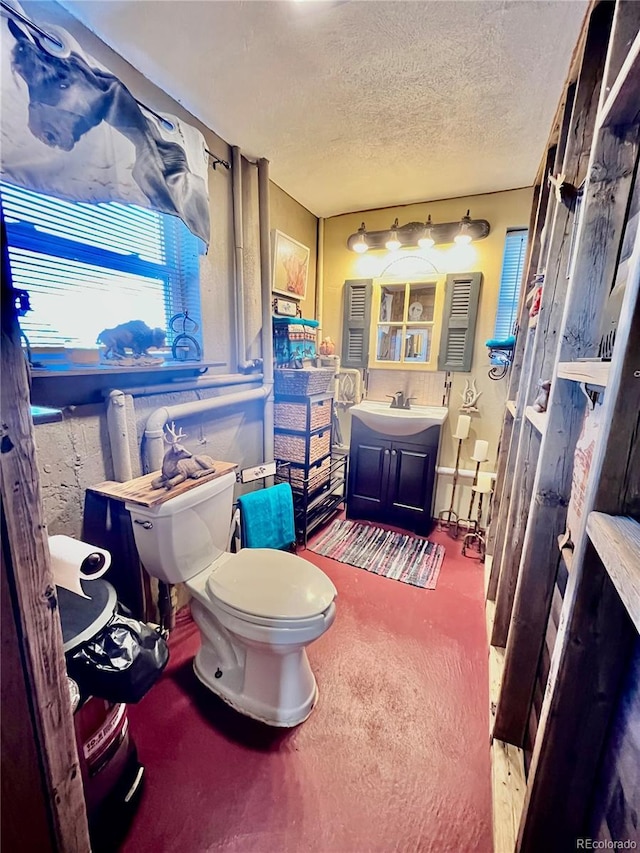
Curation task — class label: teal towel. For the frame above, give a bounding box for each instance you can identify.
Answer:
[237,483,296,550]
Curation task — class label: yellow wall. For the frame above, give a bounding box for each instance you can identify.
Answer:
[322,187,533,516]
[270,184,318,320]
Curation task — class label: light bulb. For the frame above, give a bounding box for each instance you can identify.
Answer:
[418,215,434,248]
[454,232,472,245]
[386,218,401,251]
[454,209,473,245]
[352,221,369,253]
[353,234,369,253]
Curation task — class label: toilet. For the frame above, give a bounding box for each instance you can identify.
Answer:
[126,472,337,727]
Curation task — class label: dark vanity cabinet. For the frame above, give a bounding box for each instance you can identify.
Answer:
[347,418,440,535]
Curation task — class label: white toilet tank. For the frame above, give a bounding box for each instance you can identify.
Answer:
[126,471,236,584]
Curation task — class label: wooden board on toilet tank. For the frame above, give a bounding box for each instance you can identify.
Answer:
[88,461,238,507]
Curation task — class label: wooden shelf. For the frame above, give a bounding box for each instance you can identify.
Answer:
[598,30,640,129]
[88,462,238,507]
[556,360,610,387]
[506,400,517,418]
[587,512,640,633]
[528,314,539,329]
[525,406,547,435]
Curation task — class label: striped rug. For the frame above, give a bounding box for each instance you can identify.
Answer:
[310,519,445,590]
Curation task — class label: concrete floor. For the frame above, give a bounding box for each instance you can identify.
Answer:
[118,525,491,852]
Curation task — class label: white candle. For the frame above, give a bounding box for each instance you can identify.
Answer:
[453,415,471,440]
[472,439,489,462]
[476,472,493,493]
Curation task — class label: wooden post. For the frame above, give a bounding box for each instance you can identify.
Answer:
[0,215,91,851]
[494,120,638,744]
[490,3,614,654]
[517,243,640,850]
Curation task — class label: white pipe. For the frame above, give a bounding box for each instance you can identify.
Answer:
[144,386,269,472]
[315,216,325,337]
[106,389,133,482]
[257,157,275,470]
[123,373,262,399]
[436,467,496,479]
[232,146,253,372]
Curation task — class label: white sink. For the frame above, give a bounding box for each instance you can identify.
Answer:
[350,400,448,436]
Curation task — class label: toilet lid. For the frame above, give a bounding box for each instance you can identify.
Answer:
[206,549,336,620]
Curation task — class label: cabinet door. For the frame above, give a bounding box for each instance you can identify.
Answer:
[387,442,437,534]
[347,438,391,521]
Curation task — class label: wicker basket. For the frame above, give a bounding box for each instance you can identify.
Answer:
[277,456,332,493]
[274,368,335,396]
[274,430,331,466]
[274,397,332,432]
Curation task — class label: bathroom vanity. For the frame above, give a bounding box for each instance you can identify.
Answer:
[346,401,447,535]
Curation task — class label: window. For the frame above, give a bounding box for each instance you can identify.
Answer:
[1,182,203,352]
[371,278,443,369]
[494,229,528,340]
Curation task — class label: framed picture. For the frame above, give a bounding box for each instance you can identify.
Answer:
[271,230,309,301]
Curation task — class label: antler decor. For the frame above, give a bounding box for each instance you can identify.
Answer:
[151,421,217,490]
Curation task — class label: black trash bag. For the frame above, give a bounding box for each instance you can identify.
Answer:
[67,607,169,704]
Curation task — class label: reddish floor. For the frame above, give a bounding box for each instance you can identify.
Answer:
[120,525,491,853]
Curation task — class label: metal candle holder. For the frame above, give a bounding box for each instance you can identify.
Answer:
[462,476,493,560]
[457,442,489,537]
[437,435,465,538]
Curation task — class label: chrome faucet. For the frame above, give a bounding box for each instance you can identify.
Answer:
[387,391,405,409]
[387,391,416,409]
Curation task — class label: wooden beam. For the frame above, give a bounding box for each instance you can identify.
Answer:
[494,121,638,746]
[490,0,617,679]
[556,360,610,385]
[0,215,90,850]
[518,179,640,853]
[587,513,640,632]
[486,567,526,852]
[1,537,55,852]
[491,423,541,648]
[599,29,640,129]
[517,546,636,851]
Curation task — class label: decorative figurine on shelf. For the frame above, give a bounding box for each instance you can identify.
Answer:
[460,378,482,412]
[151,422,217,490]
[319,337,336,356]
[97,320,166,359]
[533,379,552,413]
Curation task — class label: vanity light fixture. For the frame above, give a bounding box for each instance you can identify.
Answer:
[454,209,473,245]
[418,215,435,249]
[385,218,401,251]
[352,222,369,254]
[346,213,490,253]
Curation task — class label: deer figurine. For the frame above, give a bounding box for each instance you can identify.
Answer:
[151,422,217,490]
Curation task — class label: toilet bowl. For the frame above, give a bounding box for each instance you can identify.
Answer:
[126,472,337,727]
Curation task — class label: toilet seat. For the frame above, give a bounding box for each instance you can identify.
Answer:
[206,549,336,624]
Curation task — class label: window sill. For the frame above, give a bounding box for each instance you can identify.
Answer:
[30,361,227,408]
[30,360,223,379]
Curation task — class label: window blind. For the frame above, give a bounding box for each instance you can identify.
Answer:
[1,182,202,349]
[494,229,528,340]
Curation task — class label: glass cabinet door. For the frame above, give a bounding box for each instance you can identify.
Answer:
[407,283,435,323]
[379,285,405,323]
[374,280,438,366]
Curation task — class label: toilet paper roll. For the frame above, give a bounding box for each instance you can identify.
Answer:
[48,535,111,599]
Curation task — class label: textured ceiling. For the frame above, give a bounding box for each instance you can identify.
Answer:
[58,0,588,218]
